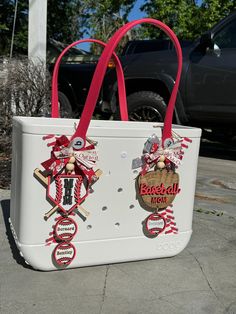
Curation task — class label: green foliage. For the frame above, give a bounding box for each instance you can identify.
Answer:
[0,0,135,56]
[0,0,86,56]
[2,0,236,56]
[0,0,28,55]
[141,0,236,40]
[0,1,12,55]
[201,0,236,30]
[80,0,136,53]
[47,0,85,43]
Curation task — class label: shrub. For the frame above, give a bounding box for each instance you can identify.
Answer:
[0,57,51,141]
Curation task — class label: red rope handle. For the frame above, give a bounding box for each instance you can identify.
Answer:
[51,39,128,120]
[71,19,182,145]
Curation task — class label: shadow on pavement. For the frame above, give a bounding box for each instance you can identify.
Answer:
[1,199,32,269]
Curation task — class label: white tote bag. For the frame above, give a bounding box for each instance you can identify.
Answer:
[10,19,201,271]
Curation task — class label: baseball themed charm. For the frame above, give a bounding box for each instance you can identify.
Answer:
[133,133,192,237]
[144,213,166,236]
[54,217,78,242]
[34,134,102,268]
[138,169,180,209]
[47,174,88,216]
[53,242,76,266]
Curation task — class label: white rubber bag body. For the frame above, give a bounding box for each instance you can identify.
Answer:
[10,118,201,271]
[10,18,202,270]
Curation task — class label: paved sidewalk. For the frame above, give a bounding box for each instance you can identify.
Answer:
[0,157,236,314]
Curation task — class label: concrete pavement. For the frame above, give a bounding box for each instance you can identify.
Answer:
[0,157,236,314]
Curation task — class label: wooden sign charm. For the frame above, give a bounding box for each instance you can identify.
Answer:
[138,169,180,210]
[46,174,89,217]
[34,133,102,268]
[133,132,192,237]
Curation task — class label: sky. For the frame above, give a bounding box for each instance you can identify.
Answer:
[128,0,146,20]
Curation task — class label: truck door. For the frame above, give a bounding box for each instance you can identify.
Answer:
[186,18,236,126]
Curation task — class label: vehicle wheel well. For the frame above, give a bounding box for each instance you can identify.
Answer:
[58,91,73,118]
[58,81,77,112]
[123,78,180,122]
[125,78,170,105]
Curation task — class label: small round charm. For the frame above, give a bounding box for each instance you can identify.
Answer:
[53,242,76,267]
[66,163,75,172]
[159,155,165,162]
[68,156,76,164]
[54,217,78,242]
[72,137,85,150]
[157,161,165,169]
[163,138,174,148]
[145,213,166,236]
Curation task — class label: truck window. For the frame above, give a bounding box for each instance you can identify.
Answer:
[214,20,236,49]
[133,40,171,53]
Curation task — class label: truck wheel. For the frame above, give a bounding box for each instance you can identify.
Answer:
[58,92,73,118]
[118,91,166,122]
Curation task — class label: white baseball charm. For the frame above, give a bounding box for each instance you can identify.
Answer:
[72,137,85,150]
[53,242,76,266]
[54,217,78,242]
[145,213,166,236]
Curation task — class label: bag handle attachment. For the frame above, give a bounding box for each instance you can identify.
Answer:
[71,19,182,147]
[51,39,128,121]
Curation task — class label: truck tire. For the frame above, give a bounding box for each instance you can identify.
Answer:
[58,91,73,118]
[117,91,166,122]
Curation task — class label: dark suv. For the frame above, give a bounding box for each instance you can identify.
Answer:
[106,12,236,137]
[54,12,236,137]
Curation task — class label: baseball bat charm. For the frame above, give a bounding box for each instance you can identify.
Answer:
[44,205,59,221]
[77,204,90,217]
[34,168,49,186]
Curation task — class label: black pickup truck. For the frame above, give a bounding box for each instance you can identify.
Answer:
[110,12,236,137]
[55,12,236,137]
[54,38,191,118]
